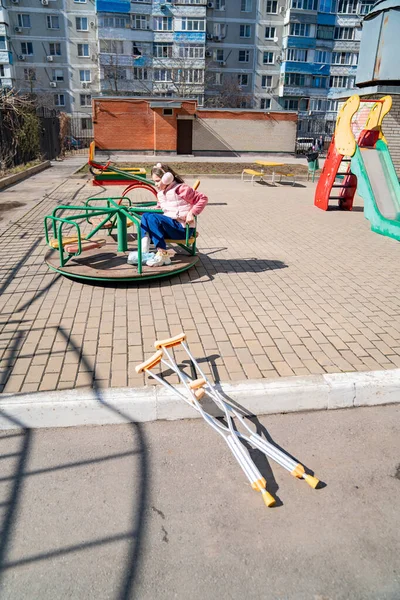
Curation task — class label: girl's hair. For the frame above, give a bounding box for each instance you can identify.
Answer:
[151,163,184,184]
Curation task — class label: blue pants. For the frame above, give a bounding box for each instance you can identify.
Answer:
[140,213,194,250]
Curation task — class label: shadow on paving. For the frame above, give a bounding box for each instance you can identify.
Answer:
[0,328,149,600]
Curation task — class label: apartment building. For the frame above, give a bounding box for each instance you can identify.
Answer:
[0,0,96,128]
[1,0,376,134]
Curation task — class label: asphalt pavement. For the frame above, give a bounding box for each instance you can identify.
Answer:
[0,404,399,600]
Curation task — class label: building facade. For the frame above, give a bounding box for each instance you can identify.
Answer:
[0,0,378,137]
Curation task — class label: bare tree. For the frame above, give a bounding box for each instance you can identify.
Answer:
[204,72,254,108]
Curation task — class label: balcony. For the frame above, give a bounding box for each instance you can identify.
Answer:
[279,84,328,97]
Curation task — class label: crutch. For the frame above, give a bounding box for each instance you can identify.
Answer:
[135,338,276,507]
[174,335,320,489]
[155,333,320,489]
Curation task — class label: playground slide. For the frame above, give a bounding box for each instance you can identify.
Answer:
[350,139,400,241]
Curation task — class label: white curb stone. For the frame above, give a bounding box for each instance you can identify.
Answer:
[0,369,399,429]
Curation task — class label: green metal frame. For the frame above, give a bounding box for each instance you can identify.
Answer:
[44,198,198,279]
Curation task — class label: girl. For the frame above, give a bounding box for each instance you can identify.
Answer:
[141,163,208,267]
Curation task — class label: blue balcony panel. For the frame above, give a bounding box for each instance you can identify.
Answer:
[283,61,330,75]
[173,31,205,43]
[96,0,130,14]
[287,36,316,49]
[317,13,336,26]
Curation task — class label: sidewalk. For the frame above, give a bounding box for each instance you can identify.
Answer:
[1,405,399,599]
[0,157,399,397]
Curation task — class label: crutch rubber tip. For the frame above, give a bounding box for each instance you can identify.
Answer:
[304,474,320,489]
[154,333,186,349]
[135,349,163,374]
[291,463,306,479]
[262,490,276,508]
[251,477,267,491]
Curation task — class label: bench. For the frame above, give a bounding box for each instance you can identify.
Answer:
[164,232,198,246]
[275,172,297,186]
[241,169,265,185]
[50,236,107,253]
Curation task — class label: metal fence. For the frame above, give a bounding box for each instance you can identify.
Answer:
[64,115,93,154]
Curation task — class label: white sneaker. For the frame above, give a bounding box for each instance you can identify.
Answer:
[146,250,171,267]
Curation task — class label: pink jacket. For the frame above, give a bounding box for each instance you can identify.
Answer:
[157,182,208,224]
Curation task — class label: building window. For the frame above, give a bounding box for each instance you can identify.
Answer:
[332,51,352,65]
[261,75,272,87]
[163,108,173,116]
[214,72,223,85]
[359,1,373,14]
[81,117,92,130]
[133,67,148,80]
[260,98,271,109]
[329,75,355,87]
[263,51,274,64]
[52,68,64,81]
[179,18,205,31]
[154,44,173,58]
[327,100,338,111]
[100,40,123,54]
[176,69,204,83]
[265,26,276,39]
[99,15,129,28]
[319,0,337,11]
[334,26,355,40]
[103,66,126,80]
[337,0,357,13]
[154,69,172,81]
[241,0,252,11]
[76,17,88,31]
[79,69,91,81]
[17,14,31,28]
[154,17,172,31]
[265,0,278,12]
[309,98,327,111]
[289,23,310,36]
[287,48,308,61]
[215,0,226,8]
[47,15,60,29]
[80,94,91,106]
[0,65,4,77]
[0,36,6,51]
[49,42,61,56]
[312,76,327,88]
[24,68,36,80]
[283,99,299,110]
[54,94,65,107]
[239,50,250,62]
[314,50,330,63]
[21,42,34,55]
[132,15,150,30]
[132,41,146,57]
[74,0,86,3]
[238,74,249,86]
[213,23,226,37]
[216,49,224,61]
[316,25,334,39]
[178,45,204,59]
[285,73,305,86]
[77,43,90,57]
[291,0,317,8]
[240,24,251,37]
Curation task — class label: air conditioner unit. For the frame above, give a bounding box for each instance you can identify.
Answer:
[14,26,22,33]
[18,55,25,60]
[91,54,96,61]
[90,21,95,28]
[205,50,212,57]
[41,0,49,5]
[207,1,214,7]
[82,82,91,88]
[47,55,54,61]
[50,81,57,87]
[214,35,222,41]
[11,0,19,4]
[279,6,285,13]
[206,33,213,40]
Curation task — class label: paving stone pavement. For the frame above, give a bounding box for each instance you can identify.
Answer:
[0,161,400,395]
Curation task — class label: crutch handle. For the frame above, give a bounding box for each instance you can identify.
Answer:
[154,333,186,349]
[303,474,320,489]
[135,350,163,374]
[189,378,206,390]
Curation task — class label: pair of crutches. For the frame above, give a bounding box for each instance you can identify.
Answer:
[136,333,320,508]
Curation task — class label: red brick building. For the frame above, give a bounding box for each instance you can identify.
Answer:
[92,97,297,156]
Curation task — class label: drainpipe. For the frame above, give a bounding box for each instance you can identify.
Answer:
[153,109,156,155]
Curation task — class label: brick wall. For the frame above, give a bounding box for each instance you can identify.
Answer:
[361,93,400,176]
[93,98,297,154]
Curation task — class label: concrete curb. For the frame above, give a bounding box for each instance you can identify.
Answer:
[0,161,51,190]
[0,368,399,429]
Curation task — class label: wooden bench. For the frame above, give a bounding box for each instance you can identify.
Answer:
[50,236,107,253]
[241,169,265,185]
[275,172,297,186]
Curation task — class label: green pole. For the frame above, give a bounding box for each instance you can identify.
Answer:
[116,208,128,252]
